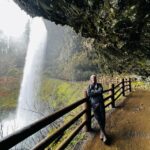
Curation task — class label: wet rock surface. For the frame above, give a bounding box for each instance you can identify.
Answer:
[13,0,150,43]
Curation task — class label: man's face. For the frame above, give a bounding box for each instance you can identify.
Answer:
[91,76,97,84]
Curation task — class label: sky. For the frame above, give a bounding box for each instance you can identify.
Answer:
[0,0,30,38]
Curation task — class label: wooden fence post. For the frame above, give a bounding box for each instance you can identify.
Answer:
[129,78,132,92]
[111,84,115,108]
[84,91,91,131]
[124,78,126,91]
[122,79,125,96]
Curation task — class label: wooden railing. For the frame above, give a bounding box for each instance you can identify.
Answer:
[0,78,132,150]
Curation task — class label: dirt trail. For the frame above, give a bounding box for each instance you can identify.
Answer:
[83,90,150,150]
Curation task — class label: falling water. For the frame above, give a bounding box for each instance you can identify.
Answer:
[16,17,47,128]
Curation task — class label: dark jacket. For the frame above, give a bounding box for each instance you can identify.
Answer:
[87,83,104,108]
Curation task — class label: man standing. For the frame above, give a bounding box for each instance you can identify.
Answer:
[87,75,107,143]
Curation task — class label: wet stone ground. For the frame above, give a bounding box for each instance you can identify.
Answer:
[82,90,150,150]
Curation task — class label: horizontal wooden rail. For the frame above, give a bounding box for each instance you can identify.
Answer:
[56,121,86,150]
[0,98,86,150]
[114,86,122,95]
[114,81,122,88]
[115,91,123,101]
[103,89,111,93]
[105,101,112,108]
[0,78,132,150]
[125,88,130,92]
[32,109,86,150]
[103,95,112,101]
[124,80,129,83]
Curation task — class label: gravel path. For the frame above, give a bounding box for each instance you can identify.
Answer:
[83,90,150,150]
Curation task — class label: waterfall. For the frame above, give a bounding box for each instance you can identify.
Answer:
[16,17,47,128]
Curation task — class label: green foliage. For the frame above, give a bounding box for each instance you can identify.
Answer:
[0,77,20,121]
[39,77,88,110]
[132,80,150,90]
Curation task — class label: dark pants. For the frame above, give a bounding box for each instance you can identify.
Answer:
[93,103,105,131]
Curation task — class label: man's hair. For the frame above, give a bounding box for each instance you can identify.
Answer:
[90,74,96,80]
